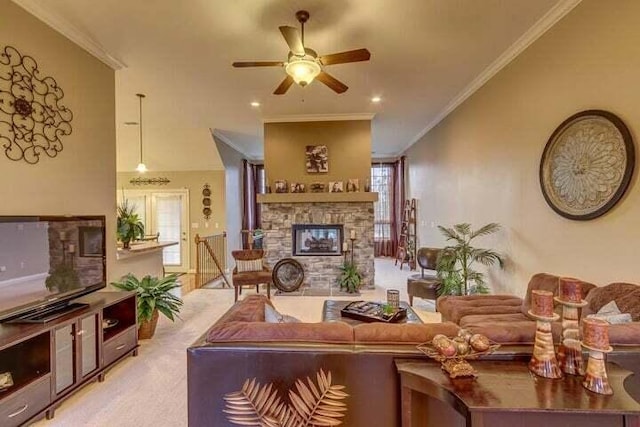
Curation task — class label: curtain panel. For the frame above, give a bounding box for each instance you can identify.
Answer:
[241,161,263,249]
[372,157,405,257]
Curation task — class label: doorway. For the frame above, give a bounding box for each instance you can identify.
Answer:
[117,189,190,273]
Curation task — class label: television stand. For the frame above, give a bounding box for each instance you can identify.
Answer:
[8,302,89,324]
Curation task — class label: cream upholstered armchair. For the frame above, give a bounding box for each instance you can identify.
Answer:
[231,249,272,302]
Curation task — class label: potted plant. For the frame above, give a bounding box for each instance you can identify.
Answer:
[45,264,80,293]
[111,274,183,339]
[436,223,504,296]
[117,199,144,249]
[337,261,362,293]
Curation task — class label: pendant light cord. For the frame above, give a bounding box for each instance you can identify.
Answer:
[136,93,145,165]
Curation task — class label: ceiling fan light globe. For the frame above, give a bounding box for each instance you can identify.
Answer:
[285,59,321,86]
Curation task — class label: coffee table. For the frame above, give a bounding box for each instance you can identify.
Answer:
[322,300,424,325]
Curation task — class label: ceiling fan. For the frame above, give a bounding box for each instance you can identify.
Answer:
[232,10,371,95]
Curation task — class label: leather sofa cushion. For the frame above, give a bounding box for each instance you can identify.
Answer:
[462,320,562,345]
[521,273,596,317]
[607,323,640,345]
[211,295,272,326]
[438,296,522,323]
[353,322,459,344]
[583,283,640,321]
[207,321,354,343]
[459,313,530,328]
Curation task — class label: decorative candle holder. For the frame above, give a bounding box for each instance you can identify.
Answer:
[581,317,613,395]
[555,298,587,375]
[387,290,400,309]
[528,311,563,378]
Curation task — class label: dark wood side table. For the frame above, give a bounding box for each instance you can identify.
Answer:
[396,360,640,427]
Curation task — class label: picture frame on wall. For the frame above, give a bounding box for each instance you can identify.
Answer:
[291,183,306,193]
[329,181,344,193]
[274,180,288,193]
[306,145,329,173]
[79,226,104,257]
[346,179,360,192]
[310,182,326,193]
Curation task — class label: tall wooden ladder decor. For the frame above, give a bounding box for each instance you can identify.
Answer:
[395,198,417,270]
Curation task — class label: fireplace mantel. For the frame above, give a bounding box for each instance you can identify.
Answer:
[257,192,378,204]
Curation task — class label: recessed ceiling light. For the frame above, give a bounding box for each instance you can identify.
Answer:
[371,96,382,103]
[250,101,260,107]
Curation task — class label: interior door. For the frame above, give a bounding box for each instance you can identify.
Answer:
[151,191,189,273]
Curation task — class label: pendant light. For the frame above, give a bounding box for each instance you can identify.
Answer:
[135,93,147,173]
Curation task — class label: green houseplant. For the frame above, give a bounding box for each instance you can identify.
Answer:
[436,223,504,296]
[117,199,144,249]
[111,274,183,339]
[337,261,362,293]
[45,264,80,293]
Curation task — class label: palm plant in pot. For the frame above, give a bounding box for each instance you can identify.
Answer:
[436,223,504,296]
[337,261,362,293]
[117,199,144,249]
[111,274,183,339]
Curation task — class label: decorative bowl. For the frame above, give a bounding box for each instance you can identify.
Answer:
[417,341,500,378]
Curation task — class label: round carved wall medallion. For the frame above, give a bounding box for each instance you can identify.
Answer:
[539,110,635,220]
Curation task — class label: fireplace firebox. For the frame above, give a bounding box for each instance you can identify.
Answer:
[292,224,343,256]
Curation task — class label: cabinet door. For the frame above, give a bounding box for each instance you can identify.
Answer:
[54,324,76,394]
[79,314,99,378]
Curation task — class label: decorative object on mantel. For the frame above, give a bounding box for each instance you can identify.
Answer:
[540,110,635,220]
[346,178,359,192]
[555,277,588,376]
[274,179,288,193]
[272,258,304,293]
[0,45,73,165]
[528,290,563,379]
[291,182,305,193]
[310,182,325,192]
[306,145,329,173]
[364,178,371,192]
[417,330,499,378]
[129,177,170,186]
[581,317,613,395]
[329,181,344,193]
[202,184,212,219]
[223,369,348,427]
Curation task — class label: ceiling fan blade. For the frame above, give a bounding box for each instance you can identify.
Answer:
[279,26,305,56]
[273,75,295,95]
[316,71,348,94]
[319,48,371,66]
[232,61,284,68]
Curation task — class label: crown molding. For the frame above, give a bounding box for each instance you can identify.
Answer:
[398,0,582,155]
[211,129,257,161]
[12,0,126,70]
[263,113,375,123]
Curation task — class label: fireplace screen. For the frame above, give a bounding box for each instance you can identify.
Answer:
[292,224,343,256]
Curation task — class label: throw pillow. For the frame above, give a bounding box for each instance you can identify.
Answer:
[587,300,632,324]
[236,259,263,273]
[265,304,301,323]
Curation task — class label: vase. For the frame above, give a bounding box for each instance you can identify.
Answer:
[138,310,159,339]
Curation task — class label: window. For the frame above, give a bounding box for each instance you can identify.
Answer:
[371,164,394,241]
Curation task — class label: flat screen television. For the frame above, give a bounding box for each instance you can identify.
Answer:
[0,216,106,322]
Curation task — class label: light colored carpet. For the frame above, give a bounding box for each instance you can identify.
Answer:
[31,258,439,426]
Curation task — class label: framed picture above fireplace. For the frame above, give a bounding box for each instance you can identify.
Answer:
[306,145,329,173]
[292,224,343,256]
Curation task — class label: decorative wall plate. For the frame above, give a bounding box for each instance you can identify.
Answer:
[539,110,635,220]
[272,258,304,292]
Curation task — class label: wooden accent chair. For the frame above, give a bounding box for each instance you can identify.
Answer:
[231,249,272,302]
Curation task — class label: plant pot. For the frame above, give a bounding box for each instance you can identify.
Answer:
[138,309,159,339]
[122,239,131,250]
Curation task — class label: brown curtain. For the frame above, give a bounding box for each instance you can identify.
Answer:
[241,161,263,249]
[372,157,405,257]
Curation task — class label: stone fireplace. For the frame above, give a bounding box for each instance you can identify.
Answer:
[260,201,374,291]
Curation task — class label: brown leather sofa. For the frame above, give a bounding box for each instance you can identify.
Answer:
[187,294,460,427]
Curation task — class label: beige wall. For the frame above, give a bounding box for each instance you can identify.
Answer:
[264,121,371,190]
[117,170,226,271]
[0,1,117,279]
[406,0,640,296]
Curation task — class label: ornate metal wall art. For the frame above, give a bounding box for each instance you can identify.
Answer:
[129,177,170,186]
[202,184,212,219]
[0,45,73,164]
[539,110,635,220]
